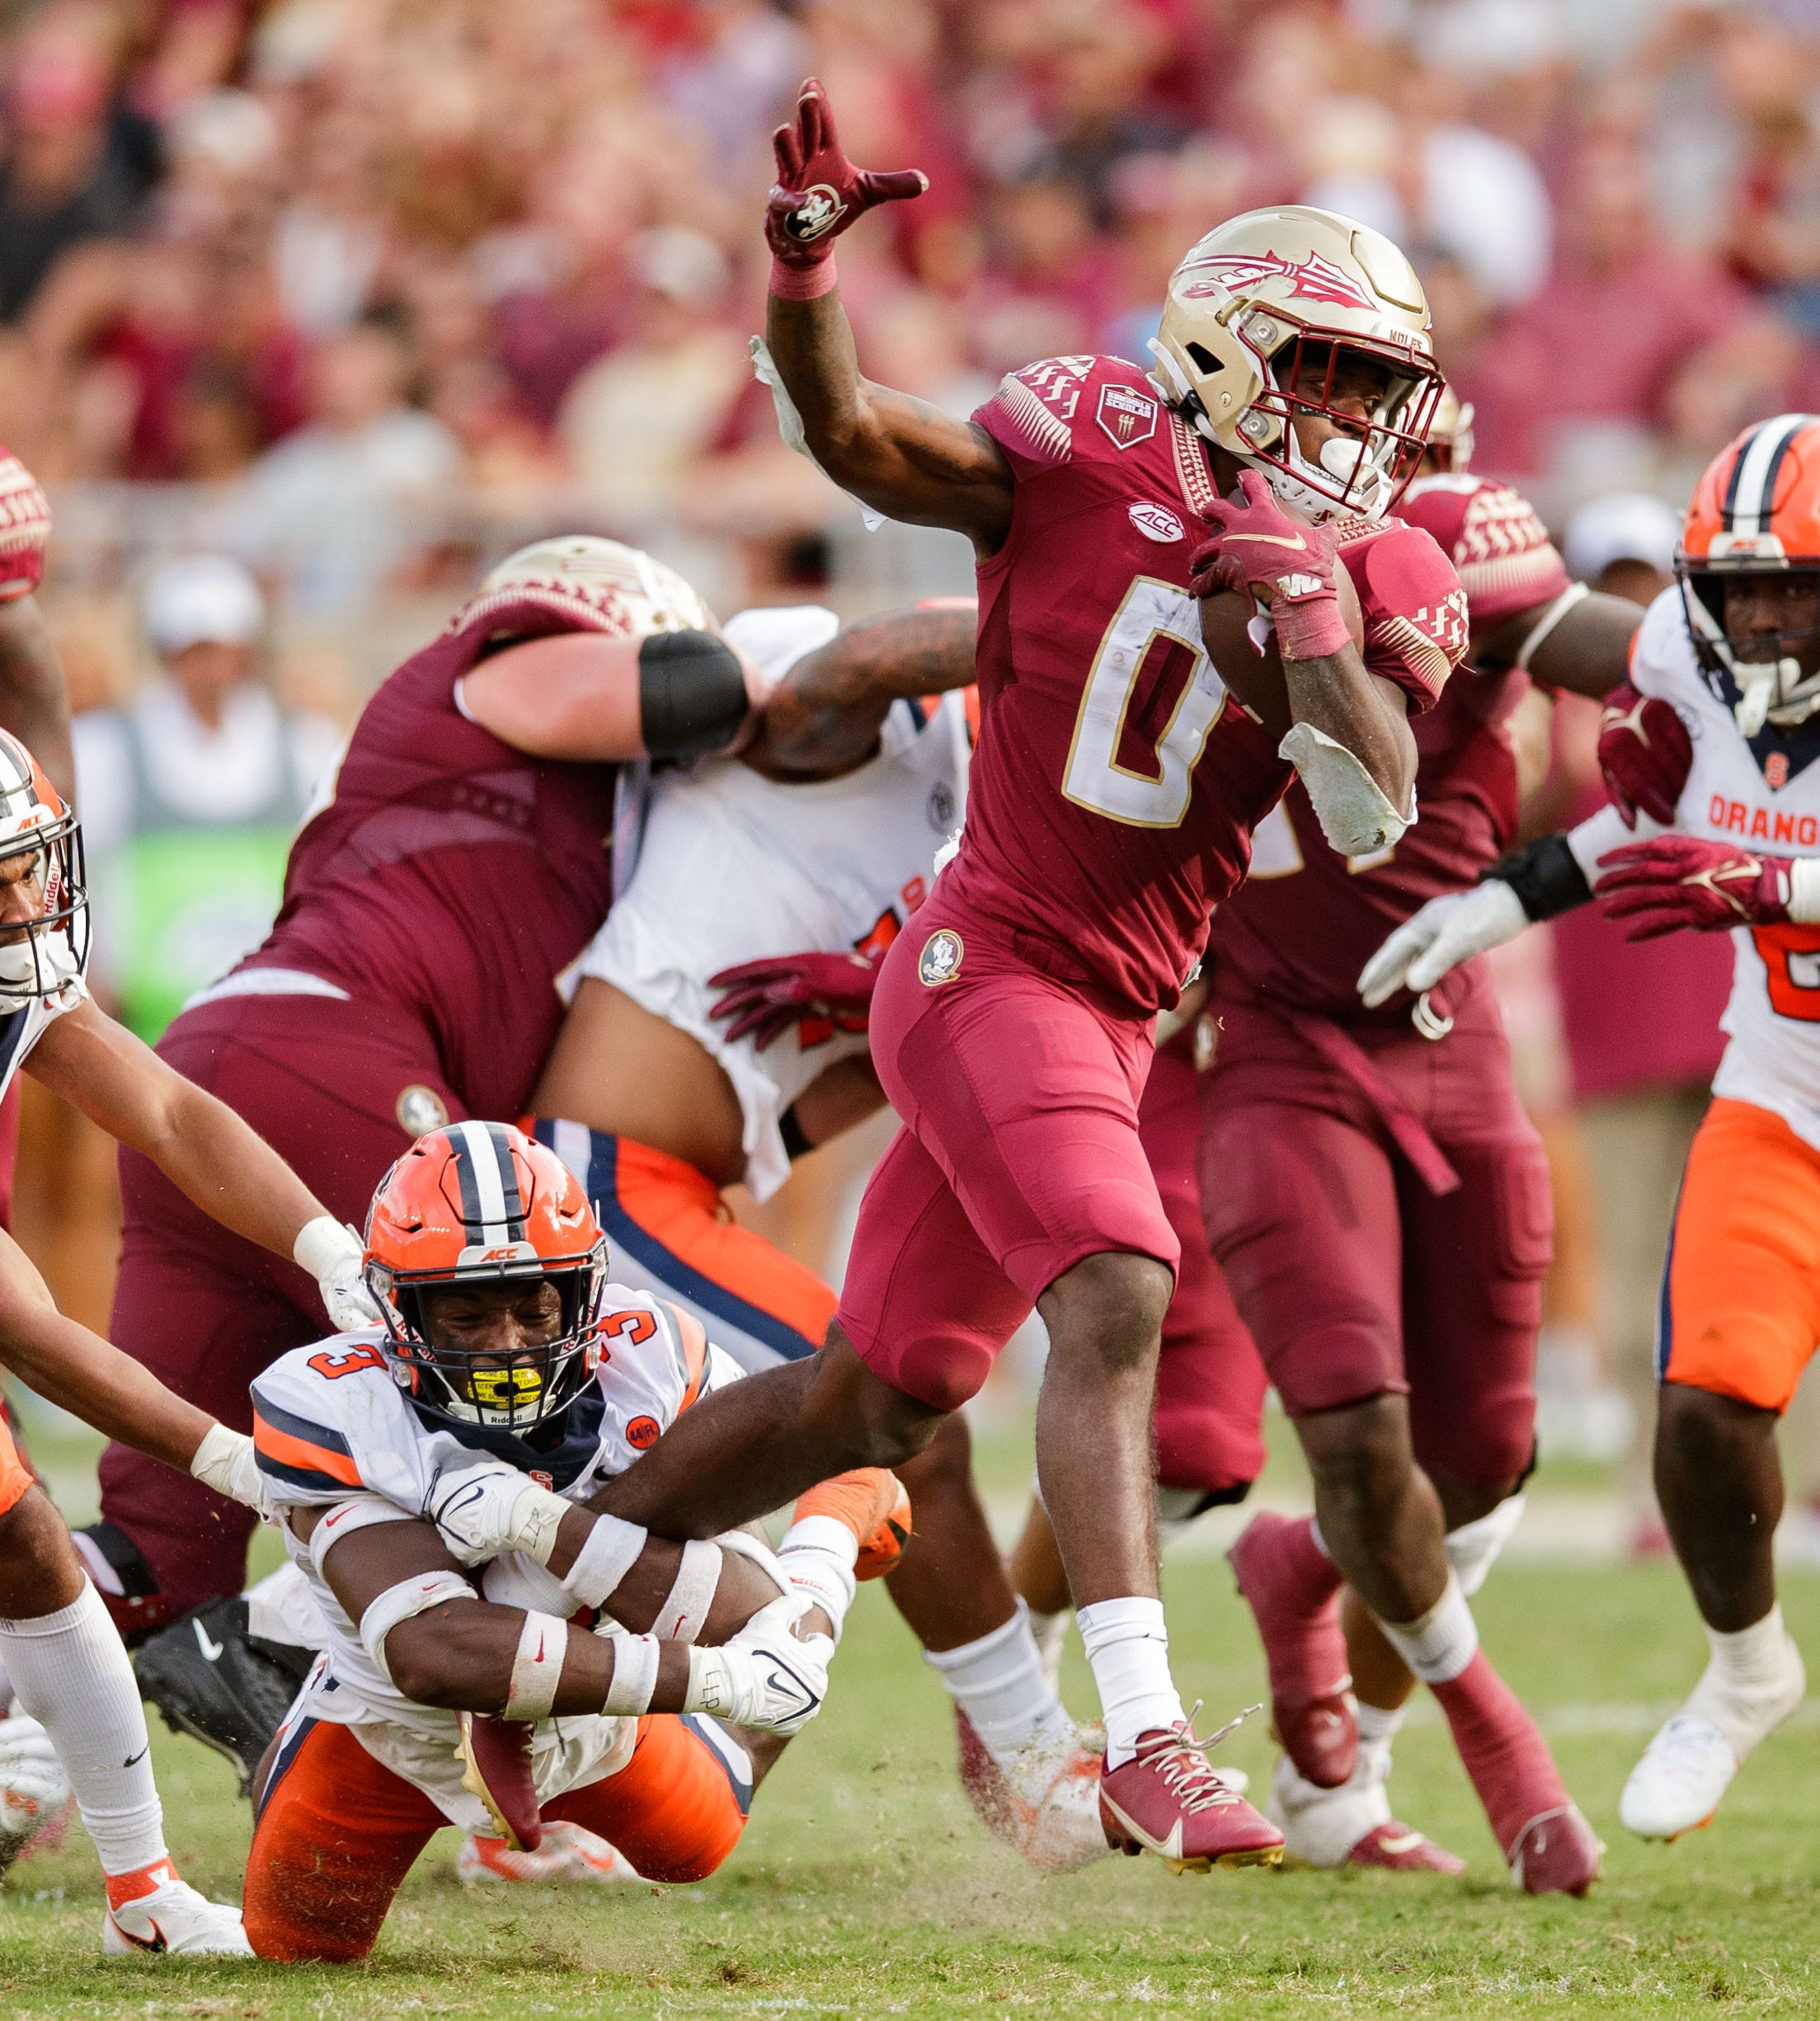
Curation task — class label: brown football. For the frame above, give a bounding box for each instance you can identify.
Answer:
[1197,563,1365,746]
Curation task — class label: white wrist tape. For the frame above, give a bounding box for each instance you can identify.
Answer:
[292,1214,361,1281]
[717,1528,791,1598]
[502,1610,568,1721]
[1279,721,1412,856]
[190,1422,246,1492]
[308,1498,416,1579]
[560,1511,651,1610]
[1790,858,1820,924]
[360,1570,476,1685]
[1512,580,1589,672]
[601,1630,661,1715]
[652,1540,722,1644]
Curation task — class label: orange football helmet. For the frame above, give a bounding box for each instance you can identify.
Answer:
[364,1121,608,1431]
[1680,413,1820,734]
[0,727,87,1004]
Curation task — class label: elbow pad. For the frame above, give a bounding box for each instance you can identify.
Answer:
[638,630,749,762]
[1279,722,1412,856]
[1484,833,1592,923]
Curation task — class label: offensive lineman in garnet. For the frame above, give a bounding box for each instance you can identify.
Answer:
[567,80,1480,1874]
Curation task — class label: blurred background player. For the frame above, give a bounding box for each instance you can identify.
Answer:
[1361,413,1820,1845]
[85,535,756,1636]
[73,552,341,1045]
[572,84,1460,1876]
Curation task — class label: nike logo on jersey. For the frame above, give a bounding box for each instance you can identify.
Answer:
[193,1620,224,1663]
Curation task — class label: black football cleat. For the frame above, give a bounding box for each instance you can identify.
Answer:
[133,1597,313,1798]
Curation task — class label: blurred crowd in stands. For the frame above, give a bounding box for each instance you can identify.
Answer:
[10,0,1820,1548]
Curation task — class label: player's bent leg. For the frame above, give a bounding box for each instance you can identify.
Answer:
[548,1713,750,1883]
[245,1718,441,1962]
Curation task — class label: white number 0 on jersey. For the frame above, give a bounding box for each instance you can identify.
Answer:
[1062,578,1226,829]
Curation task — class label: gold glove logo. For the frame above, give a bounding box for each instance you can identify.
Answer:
[787,185,846,242]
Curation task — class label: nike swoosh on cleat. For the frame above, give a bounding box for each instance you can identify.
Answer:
[1100,1792,1183,1862]
[1375,1832,1427,1856]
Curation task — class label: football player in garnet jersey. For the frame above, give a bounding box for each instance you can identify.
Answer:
[553,80,1471,1875]
[1365,415,1820,1848]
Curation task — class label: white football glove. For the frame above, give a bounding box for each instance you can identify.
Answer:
[688,1593,833,1736]
[1357,879,1529,1009]
[0,1713,70,1862]
[426,1462,571,1567]
[294,1216,384,1332]
[189,1422,275,1520]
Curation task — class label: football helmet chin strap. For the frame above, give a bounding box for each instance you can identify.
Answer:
[1683,585,1820,736]
[0,925,82,997]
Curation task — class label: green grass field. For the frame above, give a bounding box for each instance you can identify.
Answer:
[3,1422,1819,2017]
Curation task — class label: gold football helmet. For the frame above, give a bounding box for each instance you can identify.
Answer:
[455,535,713,643]
[1150,204,1441,520]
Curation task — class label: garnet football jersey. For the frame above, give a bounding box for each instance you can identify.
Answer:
[943,355,1456,1015]
[1211,473,1562,1021]
[239,595,621,1121]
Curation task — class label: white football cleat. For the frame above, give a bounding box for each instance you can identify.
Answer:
[1621,1633,1805,1842]
[0,1713,73,1873]
[956,1709,1114,1871]
[456,1821,642,1885]
[1267,1749,1464,1873]
[102,1871,254,1955]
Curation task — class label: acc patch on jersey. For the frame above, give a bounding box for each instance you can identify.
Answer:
[1129,501,1184,543]
[919,928,963,986]
[1098,382,1158,450]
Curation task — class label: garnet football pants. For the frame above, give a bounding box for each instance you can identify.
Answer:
[100,994,469,1614]
[836,902,1182,1412]
[246,1713,749,1962]
[1198,983,1550,1491]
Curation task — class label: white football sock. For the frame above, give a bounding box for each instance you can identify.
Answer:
[1373,1572,1479,1687]
[925,1601,1071,1760]
[0,1579,166,1876]
[1077,1596,1187,1767]
[1353,1698,1405,1786]
[1686,1604,1805,1756]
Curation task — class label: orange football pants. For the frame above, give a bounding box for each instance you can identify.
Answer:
[245,1714,749,1962]
[1659,1095,1820,1413]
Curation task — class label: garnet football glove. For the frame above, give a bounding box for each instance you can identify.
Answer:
[1357,880,1530,1008]
[1189,472,1348,661]
[708,949,879,1050]
[1597,683,1692,829]
[1595,837,1794,938]
[765,78,928,268]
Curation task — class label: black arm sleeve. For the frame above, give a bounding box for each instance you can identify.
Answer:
[637,631,749,763]
[1482,832,1593,923]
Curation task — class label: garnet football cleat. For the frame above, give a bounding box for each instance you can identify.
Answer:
[102,1869,254,1955]
[1227,1513,1355,1788]
[457,1820,642,1885]
[134,1596,314,1798]
[955,1707,1112,1872]
[1098,1708,1285,1873]
[457,1712,543,1852]
[1347,1820,1466,1873]
[1506,1802,1602,1896]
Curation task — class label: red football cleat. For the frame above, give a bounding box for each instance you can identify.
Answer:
[1228,1514,1355,1788]
[1347,1819,1466,1874]
[1507,1804,1602,1896]
[458,1713,543,1853]
[1098,1710,1285,1873]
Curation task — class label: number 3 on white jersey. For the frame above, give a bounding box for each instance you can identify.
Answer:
[1062,578,1226,828]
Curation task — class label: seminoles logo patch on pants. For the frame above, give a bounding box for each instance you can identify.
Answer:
[919,929,963,986]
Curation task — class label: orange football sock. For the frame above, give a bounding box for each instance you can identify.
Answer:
[791,1469,911,1579]
[104,1855,178,1910]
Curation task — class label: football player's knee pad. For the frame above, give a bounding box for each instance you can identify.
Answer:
[1443,1492,1526,1599]
[359,1570,477,1685]
[639,631,749,762]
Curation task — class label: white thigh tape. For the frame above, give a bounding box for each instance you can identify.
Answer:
[601,1631,661,1715]
[503,1610,568,1721]
[655,1539,722,1644]
[562,1511,650,1610]
[360,1571,476,1685]
[308,1498,417,1580]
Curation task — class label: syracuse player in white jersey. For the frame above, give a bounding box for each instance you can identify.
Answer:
[1362,414,1820,1843]
[242,1121,886,1959]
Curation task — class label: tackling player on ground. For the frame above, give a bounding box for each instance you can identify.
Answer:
[567,80,1465,1873]
[1366,414,1820,1845]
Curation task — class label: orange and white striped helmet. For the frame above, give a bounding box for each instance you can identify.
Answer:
[364,1121,608,1430]
[1680,413,1820,734]
[0,727,87,1004]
